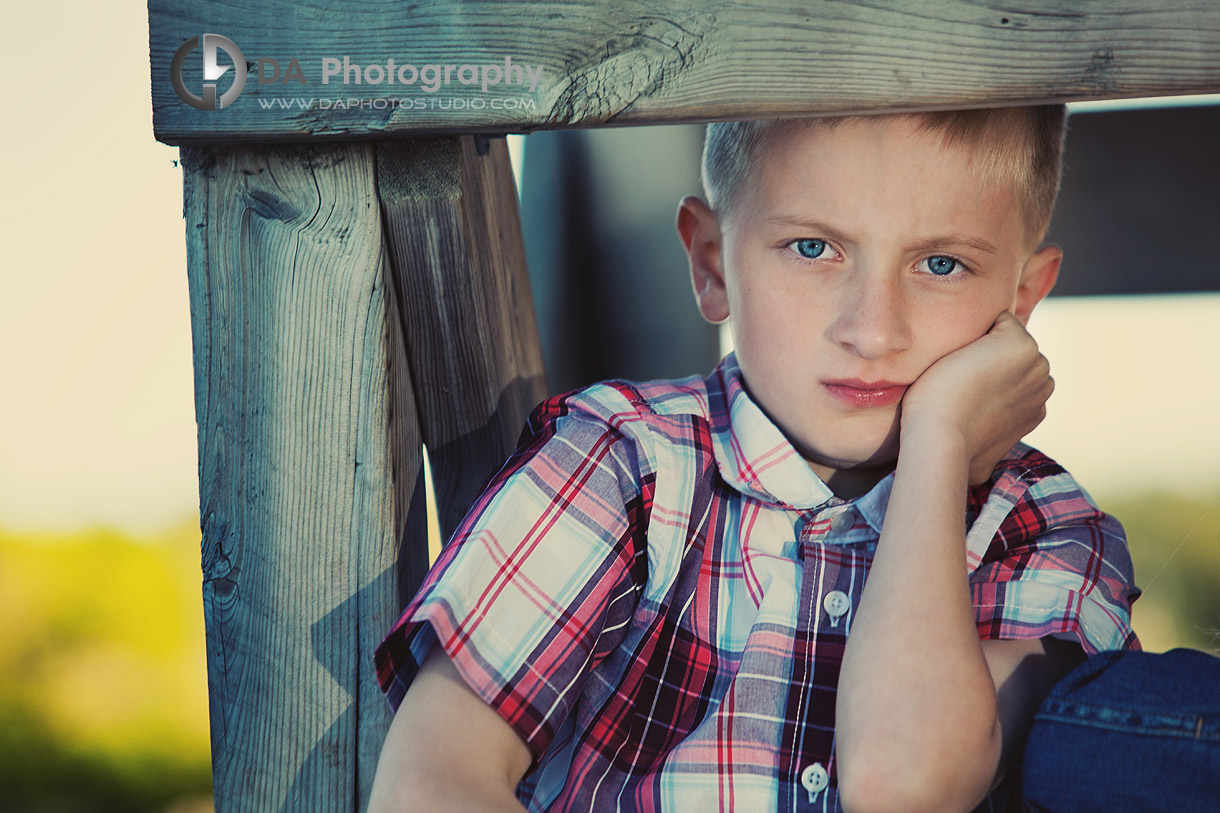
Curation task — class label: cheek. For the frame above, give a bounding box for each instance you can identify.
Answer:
[914,297,1005,358]
[729,272,799,333]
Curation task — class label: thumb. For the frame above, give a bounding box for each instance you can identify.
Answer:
[989,310,1023,334]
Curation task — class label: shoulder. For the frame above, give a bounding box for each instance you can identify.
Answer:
[965,443,1123,564]
[547,372,713,424]
[965,444,1141,654]
[969,443,1110,526]
[525,372,715,454]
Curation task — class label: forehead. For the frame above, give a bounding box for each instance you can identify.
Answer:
[739,118,1026,249]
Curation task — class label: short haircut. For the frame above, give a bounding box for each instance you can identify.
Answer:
[701,105,1068,247]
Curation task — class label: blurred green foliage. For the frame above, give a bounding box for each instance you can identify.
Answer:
[1102,489,1220,653]
[0,522,212,813]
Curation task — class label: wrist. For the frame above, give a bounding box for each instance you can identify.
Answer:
[898,414,968,460]
[895,421,970,487]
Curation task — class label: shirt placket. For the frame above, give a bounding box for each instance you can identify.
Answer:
[781,501,869,812]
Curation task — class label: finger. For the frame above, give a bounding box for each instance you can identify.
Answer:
[1030,353,1051,383]
[989,312,1040,356]
[987,310,1018,334]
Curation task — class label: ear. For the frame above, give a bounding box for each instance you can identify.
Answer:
[1013,243,1062,325]
[676,195,730,323]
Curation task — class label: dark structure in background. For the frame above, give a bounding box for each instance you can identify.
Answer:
[520,125,718,395]
[1050,105,1220,296]
[521,105,1220,393]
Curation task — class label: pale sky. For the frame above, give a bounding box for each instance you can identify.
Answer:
[1,4,1217,535]
[2,3,193,534]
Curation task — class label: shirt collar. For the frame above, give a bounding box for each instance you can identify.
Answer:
[706,352,892,529]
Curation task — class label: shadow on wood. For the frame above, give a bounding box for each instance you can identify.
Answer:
[183,142,420,811]
[181,132,545,810]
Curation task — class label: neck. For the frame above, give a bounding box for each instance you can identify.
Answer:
[810,460,895,500]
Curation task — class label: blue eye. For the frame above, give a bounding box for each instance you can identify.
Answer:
[791,238,830,259]
[921,255,961,276]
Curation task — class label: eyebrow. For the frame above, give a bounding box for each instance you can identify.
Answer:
[761,216,852,246]
[761,216,998,256]
[907,234,999,256]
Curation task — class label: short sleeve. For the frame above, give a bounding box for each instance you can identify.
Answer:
[965,447,1141,655]
[373,385,654,760]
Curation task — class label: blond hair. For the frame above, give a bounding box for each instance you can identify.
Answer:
[701,105,1068,247]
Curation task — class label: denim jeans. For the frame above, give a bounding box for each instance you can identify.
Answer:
[1022,647,1220,812]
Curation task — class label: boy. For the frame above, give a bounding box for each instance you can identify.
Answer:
[369,106,1140,812]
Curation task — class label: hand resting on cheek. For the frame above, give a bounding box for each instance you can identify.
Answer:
[900,311,1054,485]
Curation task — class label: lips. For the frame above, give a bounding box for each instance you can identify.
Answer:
[823,379,909,408]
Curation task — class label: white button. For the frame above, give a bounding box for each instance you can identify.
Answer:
[824,590,850,626]
[801,762,829,799]
[830,511,853,533]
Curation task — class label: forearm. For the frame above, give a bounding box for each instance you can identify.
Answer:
[370,763,529,813]
[369,650,532,813]
[836,428,1000,812]
[369,736,529,813]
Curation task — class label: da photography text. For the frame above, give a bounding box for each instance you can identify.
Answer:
[171,33,545,112]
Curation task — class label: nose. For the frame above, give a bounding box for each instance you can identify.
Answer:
[828,269,913,359]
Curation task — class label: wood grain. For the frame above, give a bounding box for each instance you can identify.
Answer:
[150,0,1220,143]
[378,135,549,543]
[182,142,423,810]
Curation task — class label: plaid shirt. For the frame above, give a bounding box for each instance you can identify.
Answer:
[375,353,1140,812]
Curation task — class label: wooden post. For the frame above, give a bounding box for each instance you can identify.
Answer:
[182,137,542,809]
[378,135,547,542]
[183,142,418,810]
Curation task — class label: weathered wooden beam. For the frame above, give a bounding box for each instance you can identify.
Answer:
[183,142,426,810]
[150,1,1220,144]
[378,134,548,542]
[183,132,544,809]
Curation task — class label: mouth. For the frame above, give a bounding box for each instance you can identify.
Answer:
[823,379,909,408]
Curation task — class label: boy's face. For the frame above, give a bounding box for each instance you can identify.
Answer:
[678,116,1061,493]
